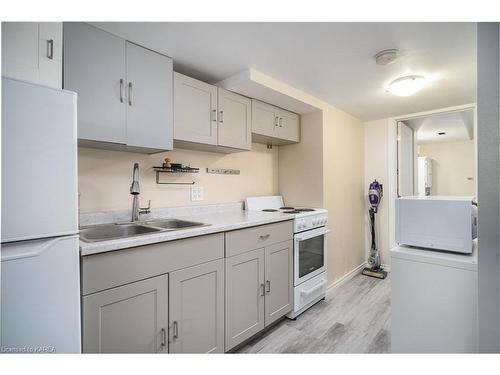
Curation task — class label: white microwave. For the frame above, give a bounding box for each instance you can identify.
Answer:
[395,196,477,254]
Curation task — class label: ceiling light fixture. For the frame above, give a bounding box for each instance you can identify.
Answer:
[386,75,426,97]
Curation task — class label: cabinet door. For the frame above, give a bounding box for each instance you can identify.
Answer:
[251,99,277,138]
[264,240,294,326]
[38,22,62,88]
[277,109,300,142]
[174,72,218,145]
[225,248,265,351]
[83,274,168,353]
[217,88,251,150]
[1,22,40,84]
[169,259,224,353]
[63,22,127,144]
[125,42,173,150]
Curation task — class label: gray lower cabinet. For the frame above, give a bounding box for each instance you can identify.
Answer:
[224,238,293,351]
[169,259,224,353]
[225,248,265,351]
[264,240,294,326]
[82,274,169,353]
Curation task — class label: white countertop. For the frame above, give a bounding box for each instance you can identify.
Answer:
[390,240,477,271]
[80,210,293,256]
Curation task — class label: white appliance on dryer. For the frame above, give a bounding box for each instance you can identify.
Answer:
[245,196,329,319]
[1,77,81,353]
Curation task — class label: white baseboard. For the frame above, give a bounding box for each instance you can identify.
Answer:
[326,262,366,291]
[326,261,391,291]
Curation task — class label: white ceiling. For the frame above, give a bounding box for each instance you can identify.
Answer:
[405,110,474,144]
[91,22,476,121]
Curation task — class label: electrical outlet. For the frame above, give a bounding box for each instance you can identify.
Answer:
[191,186,204,201]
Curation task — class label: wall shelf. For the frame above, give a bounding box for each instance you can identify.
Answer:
[153,166,199,185]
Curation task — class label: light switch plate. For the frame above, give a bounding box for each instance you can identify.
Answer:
[191,186,204,201]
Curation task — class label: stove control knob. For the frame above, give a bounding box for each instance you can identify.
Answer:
[312,218,318,226]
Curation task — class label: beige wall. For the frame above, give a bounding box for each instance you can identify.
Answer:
[278,111,324,208]
[78,143,278,213]
[419,140,476,196]
[323,107,366,284]
[241,70,366,286]
[364,119,390,266]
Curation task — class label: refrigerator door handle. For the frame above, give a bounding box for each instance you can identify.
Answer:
[1,236,75,261]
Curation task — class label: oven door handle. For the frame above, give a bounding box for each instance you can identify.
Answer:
[295,228,330,242]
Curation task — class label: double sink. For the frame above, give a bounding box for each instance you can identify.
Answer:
[80,219,210,243]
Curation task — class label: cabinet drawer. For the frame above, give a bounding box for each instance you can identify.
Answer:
[82,233,224,295]
[225,220,293,258]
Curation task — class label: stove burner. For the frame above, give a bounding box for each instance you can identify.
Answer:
[295,208,315,212]
[283,210,301,214]
[262,209,279,212]
[280,206,294,210]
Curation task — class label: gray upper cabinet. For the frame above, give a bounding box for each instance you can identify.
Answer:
[64,22,126,145]
[173,72,218,146]
[276,108,300,142]
[173,74,251,153]
[82,274,168,353]
[2,22,62,89]
[225,248,265,351]
[169,259,224,353]
[264,240,293,326]
[251,99,300,145]
[251,99,277,138]
[63,22,173,153]
[217,88,252,150]
[125,42,173,150]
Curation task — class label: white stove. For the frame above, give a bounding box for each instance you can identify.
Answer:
[245,196,328,233]
[245,196,329,319]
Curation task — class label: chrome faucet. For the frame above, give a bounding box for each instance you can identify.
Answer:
[130,163,151,222]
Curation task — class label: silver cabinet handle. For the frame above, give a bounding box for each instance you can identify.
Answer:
[128,82,133,106]
[279,117,283,127]
[259,234,270,240]
[173,321,179,339]
[219,110,224,123]
[266,280,271,293]
[260,283,265,296]
[46,39,54,60]
[119,79,124,103]
[160,328,166,347]
[211,109,217,122]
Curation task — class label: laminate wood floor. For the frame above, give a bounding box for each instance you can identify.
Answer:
[236,273,391,353]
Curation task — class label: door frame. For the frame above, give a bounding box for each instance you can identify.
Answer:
[387,103,477,249]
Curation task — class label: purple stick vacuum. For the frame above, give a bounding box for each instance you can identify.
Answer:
[362,180,387,279]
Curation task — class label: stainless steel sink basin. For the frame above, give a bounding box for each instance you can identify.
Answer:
[80,223,162,243]
[79,219,210,243]
[142,219,209,230]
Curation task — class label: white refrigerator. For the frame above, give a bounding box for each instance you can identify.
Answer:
[1,77,81,353]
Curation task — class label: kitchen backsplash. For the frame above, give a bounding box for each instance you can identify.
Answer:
[78,143,278,213]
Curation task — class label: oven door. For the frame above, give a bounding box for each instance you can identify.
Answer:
[294,226,330,286]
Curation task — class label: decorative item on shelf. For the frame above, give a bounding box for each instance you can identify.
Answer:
[162,158,171,168]
[153,161,200,185]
